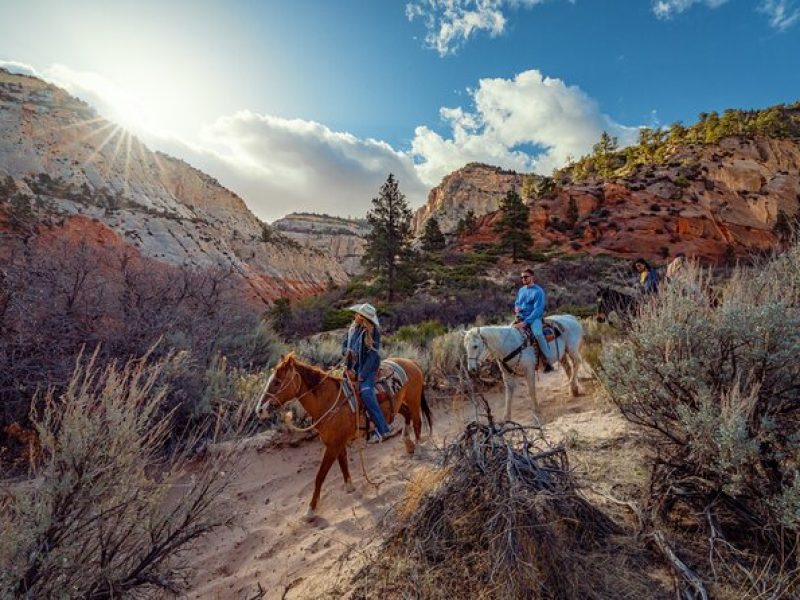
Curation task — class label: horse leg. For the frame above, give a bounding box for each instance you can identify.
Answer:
[338,447,355,493]
[498,361,516,422]
[397,396,416,455]
[567,346,583,396]
[523,364,540,424]
[306,445,339,521]
[561,354,573,400]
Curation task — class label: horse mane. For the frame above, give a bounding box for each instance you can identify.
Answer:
[285,354,342,387]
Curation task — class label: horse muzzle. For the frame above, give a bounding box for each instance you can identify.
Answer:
[255,396,274,421]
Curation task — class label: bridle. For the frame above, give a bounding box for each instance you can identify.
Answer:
[466,327,489,372]
[258,361,338,419]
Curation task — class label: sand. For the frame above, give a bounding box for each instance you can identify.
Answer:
[185,371,630,600]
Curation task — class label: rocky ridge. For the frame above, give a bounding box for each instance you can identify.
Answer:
[411,163,523,234]
[414,137,800,262]
[0,69,348,303]
[272,212,369,275]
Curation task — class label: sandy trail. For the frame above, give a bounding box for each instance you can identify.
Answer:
[186,371,627,600]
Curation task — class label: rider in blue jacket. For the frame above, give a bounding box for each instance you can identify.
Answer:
[634,258,660,295]
[513,267,557,371]
[341,303,401,443]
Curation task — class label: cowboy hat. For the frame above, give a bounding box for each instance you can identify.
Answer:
[347,303,379,326]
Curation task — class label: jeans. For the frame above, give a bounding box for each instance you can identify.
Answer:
[360,379,390,435]
[530,319,557,365]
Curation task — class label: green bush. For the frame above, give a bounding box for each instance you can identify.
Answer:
[599,251,800,581]
[392,320,447,347]
[322,308,354,331]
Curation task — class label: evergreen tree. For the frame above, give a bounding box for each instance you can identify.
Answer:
[592,131,618,177]
[268,297,292,335]
[493,189,533,263]
[420,217,446,252]
[362,173,415,301]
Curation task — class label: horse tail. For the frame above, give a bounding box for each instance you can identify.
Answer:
[420,388,433,433]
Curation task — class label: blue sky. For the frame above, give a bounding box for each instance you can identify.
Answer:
[1,0,799,220]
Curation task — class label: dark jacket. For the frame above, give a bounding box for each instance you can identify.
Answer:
[341,324,381,381]
[639,268,660,295]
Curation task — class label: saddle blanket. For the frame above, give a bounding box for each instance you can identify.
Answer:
[342,360,408,413]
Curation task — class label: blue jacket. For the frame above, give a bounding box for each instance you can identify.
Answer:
[639,269,660,295]
[515,283,546,325]
[341,324,381,381]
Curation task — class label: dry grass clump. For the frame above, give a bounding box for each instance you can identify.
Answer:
[351,419,659,599]
[427,328,465,386]
[0,350,238,598]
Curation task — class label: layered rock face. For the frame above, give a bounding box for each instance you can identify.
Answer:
[415,137,800,262]
[0,69,348,303]
[272,213,369,275]
[411,163,524,234]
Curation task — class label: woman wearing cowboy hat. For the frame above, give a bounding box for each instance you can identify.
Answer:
[341,303,401,443]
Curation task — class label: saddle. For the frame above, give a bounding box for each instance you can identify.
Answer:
[502,319,563,373]
[341,360,408,433]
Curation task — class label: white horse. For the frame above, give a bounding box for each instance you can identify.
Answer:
[464,315,585,423]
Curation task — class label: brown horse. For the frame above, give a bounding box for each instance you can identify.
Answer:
[255,353,432,521]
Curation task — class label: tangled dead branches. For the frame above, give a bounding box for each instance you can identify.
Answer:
[351,418,645,600]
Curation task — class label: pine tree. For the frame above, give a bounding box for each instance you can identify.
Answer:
[420,217,446,252]
[362,174,415,301]
[493,189,533,263]
[592,131,618,178]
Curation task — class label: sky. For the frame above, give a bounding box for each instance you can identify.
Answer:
[1,0,799,222]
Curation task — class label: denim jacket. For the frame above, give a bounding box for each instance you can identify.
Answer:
[341,324,381,381]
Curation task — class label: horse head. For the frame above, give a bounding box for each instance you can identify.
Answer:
[596,286,611,323]
[463,328,488,376]
[255,353,302,421]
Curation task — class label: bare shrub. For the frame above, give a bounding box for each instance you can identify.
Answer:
[351,420,661,599]
[0,237,280,443]
[0,351,237,598]
[599,246,800,591]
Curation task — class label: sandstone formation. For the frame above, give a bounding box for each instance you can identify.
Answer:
[0,69,348,304]
[411,163,524,234]
[415,137,800,263]
[272,212,369,275]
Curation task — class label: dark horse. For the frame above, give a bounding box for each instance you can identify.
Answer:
[596,286,639,326]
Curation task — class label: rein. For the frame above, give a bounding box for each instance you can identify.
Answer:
[285,381,345,433]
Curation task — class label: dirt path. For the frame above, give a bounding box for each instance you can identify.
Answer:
[186,372,630,600]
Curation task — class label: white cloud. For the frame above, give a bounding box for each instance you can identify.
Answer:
[651,0,730,19]
[411,69,637,186]
[758,0,800,30]
[652,0,799,30]
[3,59,637,223]
[0,60,42,78]
[176,112,429,222]
[1,60,428,222]
[406,0,548,56]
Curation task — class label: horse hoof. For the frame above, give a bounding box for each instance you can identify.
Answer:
[404,438,416,455]
[344,481,355,493]
[303,508,316,522]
